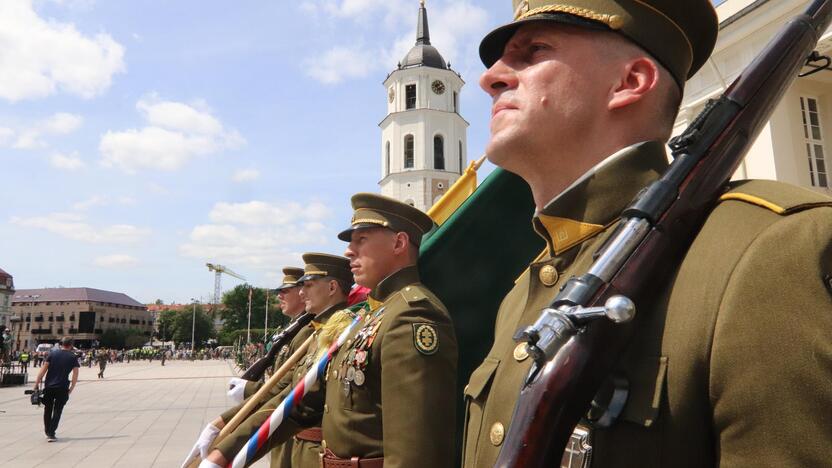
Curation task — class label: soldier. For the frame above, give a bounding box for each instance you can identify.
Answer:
[226,267,307,404]
[198,193,458,467]
[318,193,459,467]
[462,1,832,467]
[192,257,352,468]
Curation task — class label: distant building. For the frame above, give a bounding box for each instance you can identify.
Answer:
[10,287,152,351]
[674,0,832,195]
[0,268,14,327]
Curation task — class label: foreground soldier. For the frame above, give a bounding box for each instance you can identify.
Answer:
[463,1,832,467]
[202,255,352,467]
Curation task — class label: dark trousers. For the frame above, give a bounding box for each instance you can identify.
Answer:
[42,387,69,436]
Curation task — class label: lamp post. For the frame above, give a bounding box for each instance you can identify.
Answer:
[189,298,199,353]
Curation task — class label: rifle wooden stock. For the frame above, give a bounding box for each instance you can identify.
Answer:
[495,2,832,467]
[240,312,314,382]
[185,334,314,468]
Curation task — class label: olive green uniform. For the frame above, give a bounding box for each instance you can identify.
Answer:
[320,265,458,467]
[215,302,346,464]
[462,141,832,467]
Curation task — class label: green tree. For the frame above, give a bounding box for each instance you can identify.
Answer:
[172,305,215,347]
[156,309,177,341]
[99,328,125,348]
[220,284,288,335]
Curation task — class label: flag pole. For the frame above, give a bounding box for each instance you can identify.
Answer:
[246,286,252,345]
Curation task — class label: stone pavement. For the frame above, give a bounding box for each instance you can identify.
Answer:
[0,359,269,468]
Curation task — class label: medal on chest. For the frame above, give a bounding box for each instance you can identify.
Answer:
[338,307,384,397]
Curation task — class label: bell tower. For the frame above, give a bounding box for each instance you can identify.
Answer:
[379,0,468,211]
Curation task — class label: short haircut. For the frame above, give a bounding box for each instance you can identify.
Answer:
[60,336,73,347]
[332,278,353,296]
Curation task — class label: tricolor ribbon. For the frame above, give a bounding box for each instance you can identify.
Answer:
[228,313,363,468]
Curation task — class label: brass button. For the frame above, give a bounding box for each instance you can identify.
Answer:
[513,342,529,362]
[321,439,327,450]
[489,422,505,446]
[324,404,329,413]
[539,264,559,287]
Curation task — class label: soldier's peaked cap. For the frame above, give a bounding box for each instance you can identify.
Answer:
[337,193,435,246]
[297,253,353,285]
[276,266,304,291]
[479,0,718,86]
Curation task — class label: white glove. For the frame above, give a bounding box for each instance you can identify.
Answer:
[181,423,220,467]
[227,377,248,404]
[198,461,222,468]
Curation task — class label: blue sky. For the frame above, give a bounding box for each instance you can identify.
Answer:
[0,0,510,304]
[0,0,727,304]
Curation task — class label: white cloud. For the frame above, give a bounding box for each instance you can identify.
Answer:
[304,46,381,84]
[94,254,139,268]
[99,95,244,173]
[232,168,260,183]
[0,0,125,102]
[7,112,84,149]
[10,212,150,244]
[49,151,85,170]
[179,199,332,270]
[0,128,14,145]
[300,0,489,84]
[72,195,136,210]
[43,112,83,134]
[209,200,331,226]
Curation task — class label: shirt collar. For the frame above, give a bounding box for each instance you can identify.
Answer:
[368,265,420,308]
[534,141,669,255]
[311,301,348,327]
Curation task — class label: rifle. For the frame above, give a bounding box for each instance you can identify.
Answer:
[495,1,832,466]
[239,312,314,382]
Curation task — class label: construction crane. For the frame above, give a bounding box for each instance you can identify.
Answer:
[206,263,245,311]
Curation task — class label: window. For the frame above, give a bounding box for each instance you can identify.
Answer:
[800,96,828,188]
[454,92,458,113]
[434,135,445,170]
[406,84,416,110]
[404,135,414,169]
[459,141,464,174]
[385,141,391,176]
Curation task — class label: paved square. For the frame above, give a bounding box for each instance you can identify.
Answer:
[0,359,269,467]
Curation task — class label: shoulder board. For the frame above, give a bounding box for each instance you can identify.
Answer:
[719,180,832,215]
[399,285,431,306]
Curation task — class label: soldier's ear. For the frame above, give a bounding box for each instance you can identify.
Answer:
[607,56,659,111]
[392,231,410,255]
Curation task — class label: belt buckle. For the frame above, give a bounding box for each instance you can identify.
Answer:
[560,425,592,468]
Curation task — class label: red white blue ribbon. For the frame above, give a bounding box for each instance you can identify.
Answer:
[228,313,363,468]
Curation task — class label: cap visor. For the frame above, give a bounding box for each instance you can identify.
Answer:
[479,13,609,68]
[337,223,387,242]
[297,274,324,283]
[275,283,297,291]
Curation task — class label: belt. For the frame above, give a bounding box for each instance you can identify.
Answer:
[321,449,383,468]
[296,427,323,442]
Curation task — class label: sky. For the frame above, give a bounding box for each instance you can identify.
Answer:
[0,0,512,304]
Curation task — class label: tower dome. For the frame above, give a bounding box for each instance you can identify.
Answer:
[400,1,447,70]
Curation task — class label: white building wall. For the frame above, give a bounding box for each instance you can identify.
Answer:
[379,65,469,211]
[675,0,832,197]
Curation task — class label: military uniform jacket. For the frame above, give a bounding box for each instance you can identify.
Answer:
[462,141,832,467]
[215,303,346,463]
[219,320,316,424]
[320,266,458,467]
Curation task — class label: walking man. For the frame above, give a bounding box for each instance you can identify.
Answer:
[97,349,108,378]
[33,337,79,442]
